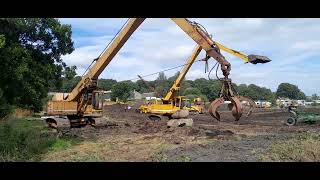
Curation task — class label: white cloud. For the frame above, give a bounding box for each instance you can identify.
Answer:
[60,18,320,95]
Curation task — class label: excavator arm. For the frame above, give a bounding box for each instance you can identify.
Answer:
[65,19,145,101]
[171,18,270,77]
[163,44,203,102]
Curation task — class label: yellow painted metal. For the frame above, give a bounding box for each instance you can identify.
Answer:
[139,44,203,116]
[171,18,249,63]
[46,101,78,115]
[139,96,185,115]
[66,18,145,102]
[163,44,202,102]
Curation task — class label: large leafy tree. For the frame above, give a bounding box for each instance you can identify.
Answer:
[235,84,276,104]
[155,72,171,97]
[111,81,132,102]
[98,79,117,91]
[276,83,306,100]
[193,78,221,101]
[0,18,74,113]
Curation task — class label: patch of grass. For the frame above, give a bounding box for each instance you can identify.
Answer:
[0,117,83,162]
[179,155,192,162]
[0,117,56,162]
[49,136,83,152]
[152,152,169,162]
[105,142,117,150]
[71,153,103,162]
[259,133,320,162]
[50,139,72,152]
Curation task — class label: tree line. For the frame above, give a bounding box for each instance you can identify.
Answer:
[54,71,307,104]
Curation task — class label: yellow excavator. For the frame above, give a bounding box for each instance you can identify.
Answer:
[137,72,204,115]
[42,18,270,128]
[138,44,205,120]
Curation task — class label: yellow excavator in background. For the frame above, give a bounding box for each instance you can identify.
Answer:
[190,97,205,114]
[136,46,205,116]
[137,76,205,115]
[42,18,270,128]
[138,44,204,120]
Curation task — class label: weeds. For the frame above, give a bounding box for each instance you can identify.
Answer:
[71,153,103,162]
[0,117,56,161]
[259,133,320,162]
[152,152,169,162]
[0,117,82,161]
[179,155,192,162]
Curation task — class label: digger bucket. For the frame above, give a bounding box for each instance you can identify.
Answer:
[209,96,245,121]
[248,55,271,64]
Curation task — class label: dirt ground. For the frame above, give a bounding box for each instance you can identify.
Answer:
[42,104,320,162]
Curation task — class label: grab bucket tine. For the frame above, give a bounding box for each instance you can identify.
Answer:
[238,96,256,117]
[209,97,224,121]
[231,97,242,121]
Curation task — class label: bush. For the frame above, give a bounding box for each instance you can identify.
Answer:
[0,117,56,161]
[111,82,132,102]
[259,133,320,162]
[0,88,13,118]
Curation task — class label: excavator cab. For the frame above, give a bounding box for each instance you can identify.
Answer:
[92,90,104,110]
[174,96,188,109]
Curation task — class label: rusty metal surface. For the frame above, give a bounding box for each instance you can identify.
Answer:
[208,78,256,121]
[208,97,224,121]
[230,97,242,121]
[238,96,257,117]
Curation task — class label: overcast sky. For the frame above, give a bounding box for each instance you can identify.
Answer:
[59,18,320,96]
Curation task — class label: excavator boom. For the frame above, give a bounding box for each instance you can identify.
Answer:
[163,44,203,102]
[66,19,145,101]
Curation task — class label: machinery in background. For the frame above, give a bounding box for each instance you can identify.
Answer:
[138,45,204,120]
[137,47,205,118]
[286,107,320,126]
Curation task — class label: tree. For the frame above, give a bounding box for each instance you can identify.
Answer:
[183,87,202,96]
[111,82,132,102]
[157,72,167,81]
[59,76,82,92]
[0,34,5,48]
[0,88,12,118]
[63,65,77,80]
[0,18,74,113]
[193,78,222,101]
[98,79,117,91]
[235,84,276,104]
[311,94,319,100]
[276,83,306,100]
[155,72,171,97]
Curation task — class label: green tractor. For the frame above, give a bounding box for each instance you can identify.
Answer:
[286,108,320,126]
